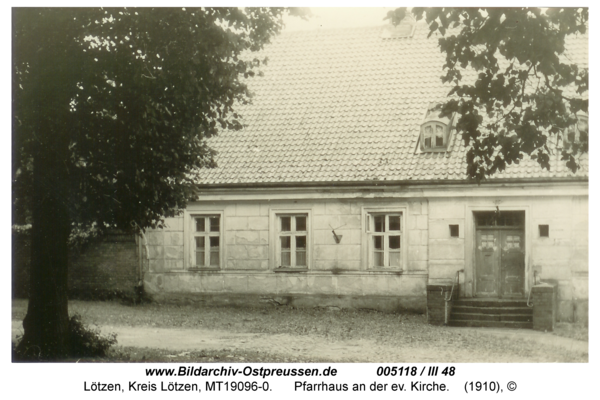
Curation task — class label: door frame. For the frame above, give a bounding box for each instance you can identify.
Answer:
[464,205,531,298]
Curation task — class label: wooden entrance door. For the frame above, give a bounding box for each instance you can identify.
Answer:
[475,212,525,297]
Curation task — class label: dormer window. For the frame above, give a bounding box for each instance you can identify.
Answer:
[420,104,453,152]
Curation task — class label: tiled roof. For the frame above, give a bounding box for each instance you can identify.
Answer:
[197,23,588,185]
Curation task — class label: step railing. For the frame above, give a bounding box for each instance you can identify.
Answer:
[444,269,463,324]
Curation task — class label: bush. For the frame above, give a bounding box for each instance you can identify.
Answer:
[14,314,117,361]
[68,314,117,358]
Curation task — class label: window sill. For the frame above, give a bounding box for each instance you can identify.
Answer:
[274,267,309,273]
[188,267,221,272]
[368,268,404,273]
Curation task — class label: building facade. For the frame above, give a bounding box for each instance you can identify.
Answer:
[142,21,589,322]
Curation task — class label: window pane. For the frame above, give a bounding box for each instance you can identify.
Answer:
[209,216,220,232]
[389,216,401,231]
[280,236,291,249]
[389,235,401,250]
[195,236,205,249]
[210,251,219,266]
[281,216,291,232]
[296,235,306,249]
[281,252,291,267]
[295,216,306,231]
[389,252,400,267]
[424,125,432,134]
[424,137,431,148]
[296,251,306,266]
[435,135,444,147]
[196,251,205,266]
[374,251,384,267]
[374,215,385,232]
[374,235,383,250]
[209,236,219,249]
[436,124,444,134]
[195,218,205,232]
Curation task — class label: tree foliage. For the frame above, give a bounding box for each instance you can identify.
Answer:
[13,7,301,229]
[12,7,302,359]
[388,7,588,180]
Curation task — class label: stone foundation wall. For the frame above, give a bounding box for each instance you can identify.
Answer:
[145,271,427,313]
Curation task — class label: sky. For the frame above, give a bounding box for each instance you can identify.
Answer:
[283,7,395,31]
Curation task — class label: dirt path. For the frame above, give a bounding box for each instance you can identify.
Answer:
[12,320,586,362]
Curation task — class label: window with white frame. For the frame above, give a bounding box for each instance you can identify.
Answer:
[191,215,221,268]
[366,213,403,268]
[277,214,308,268]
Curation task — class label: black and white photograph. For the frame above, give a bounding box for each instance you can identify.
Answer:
[9,4,593,397]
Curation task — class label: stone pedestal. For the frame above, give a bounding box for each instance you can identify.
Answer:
[427,284,453,325]
[532,283,556,331]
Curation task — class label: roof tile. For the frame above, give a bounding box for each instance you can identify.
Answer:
[198,24,588,185]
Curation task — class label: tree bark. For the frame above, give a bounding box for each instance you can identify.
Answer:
[16,148,71,360]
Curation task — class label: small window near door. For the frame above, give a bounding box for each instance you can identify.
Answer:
[539,225,549,238]
[449,224,459,238]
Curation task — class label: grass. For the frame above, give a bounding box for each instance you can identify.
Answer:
[106,347,329,363]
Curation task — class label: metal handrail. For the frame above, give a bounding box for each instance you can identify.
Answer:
[443,269,463,325]
[444,269,463,302]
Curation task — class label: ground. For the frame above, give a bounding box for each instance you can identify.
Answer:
[11,299,588,363]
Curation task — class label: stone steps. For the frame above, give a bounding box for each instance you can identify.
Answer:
[449,298,533,329]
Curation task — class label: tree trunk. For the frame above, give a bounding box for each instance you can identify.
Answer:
[16,149,71,360]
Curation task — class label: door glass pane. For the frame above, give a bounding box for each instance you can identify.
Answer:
[389,216,401,231]
[295,216,306,231]
[374,216,385,232]
[281,216,291,232]
[195,218,205,232]
[209,216,220,232]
